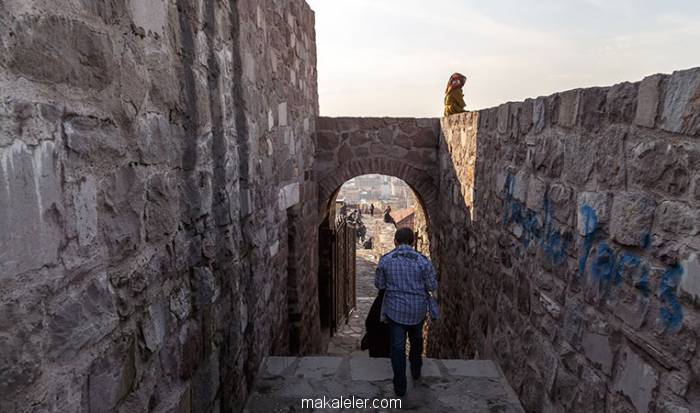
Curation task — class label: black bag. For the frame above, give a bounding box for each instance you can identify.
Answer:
[361,290,390,358]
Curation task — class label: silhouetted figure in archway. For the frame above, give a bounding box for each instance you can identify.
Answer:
[370,203,375,217]
[444,72,467,116]
[375,228,438,397]
[383,205,395,227]
[357,222,367,243]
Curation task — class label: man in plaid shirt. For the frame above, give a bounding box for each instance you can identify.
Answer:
[375,227,438,397]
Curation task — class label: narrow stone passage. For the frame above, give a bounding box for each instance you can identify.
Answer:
[241,216,524,411]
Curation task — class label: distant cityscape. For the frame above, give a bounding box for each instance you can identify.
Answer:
[336,174,417,210]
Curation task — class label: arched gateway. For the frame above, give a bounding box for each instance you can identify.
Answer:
[314,117,441,227]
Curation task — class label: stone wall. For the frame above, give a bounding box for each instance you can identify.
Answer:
[431,68,700,412]
[0,0,319,411]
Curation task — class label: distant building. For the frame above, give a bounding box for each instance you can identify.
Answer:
[391,208,415,230]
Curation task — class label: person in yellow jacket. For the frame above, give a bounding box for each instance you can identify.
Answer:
[444,73,467,116]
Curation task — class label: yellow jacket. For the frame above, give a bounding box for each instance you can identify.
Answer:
[444,88,466,116]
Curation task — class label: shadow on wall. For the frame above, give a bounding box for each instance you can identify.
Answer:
[428,112,480,361]
[431,67,700,413]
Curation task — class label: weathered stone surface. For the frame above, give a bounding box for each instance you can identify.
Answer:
[548,183,572,224]
[295,357,342,379]
[0,102,62,147]
[442,359,501,378]
[581,332,613,375]
[0,140,63,277]
[526,177,546,210]
[349,357,393,381]
[680,253,700,301]
[141,301,167,353]
[129,0,168,37]
[532,97,547,133]
[246,356,524,413]
[635,74,664,128]
[4,16,115,90]
[630,140,691,196]
[613,348,658,413]
[88,342,136,413]
[47,273,118,362]
[278,182,300,210]
[577,191,611,235]
[99,165,146,261]
[169,287,192,321]
[660,68,700,135]
[557,90,580,128]
[262,357,297,378]
[610,192,656,246]
[606,81,638,124]
[654,201,695,236]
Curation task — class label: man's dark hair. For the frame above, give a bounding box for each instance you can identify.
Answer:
[394,228,415,245]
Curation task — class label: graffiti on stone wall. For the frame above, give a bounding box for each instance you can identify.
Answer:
[502,172,571,265]
[500,171,684,333]
[578,203,683,333]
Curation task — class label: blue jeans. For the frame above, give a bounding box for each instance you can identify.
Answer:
[388,318,424,394]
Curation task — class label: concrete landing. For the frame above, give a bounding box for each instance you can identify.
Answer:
[244,356,524,412]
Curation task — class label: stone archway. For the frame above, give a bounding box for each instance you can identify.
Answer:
[311,116,441,351]
[314,117,441,228]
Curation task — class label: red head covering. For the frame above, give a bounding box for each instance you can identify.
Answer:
[446,73,467,94]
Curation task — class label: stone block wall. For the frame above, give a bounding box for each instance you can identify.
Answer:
[431,68,700,412]
[0,0,319,411]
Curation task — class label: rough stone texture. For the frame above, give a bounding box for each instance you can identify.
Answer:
[635,74,664,128]
[610,192,656,247]
[0,1,319,412]
[2,2,700,412]
[613,348,659,413]
[431,68,700,413]
[245,356,524,412]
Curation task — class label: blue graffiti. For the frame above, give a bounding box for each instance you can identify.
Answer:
[501,173,685,333]
[576,202,684,332]
[578,205,598,274]
[614,253,640,286]
[637,268,651,297]
[540,196,569,264]
[501,172,570,265]
[591,242,616,283]
[659,265,684,333]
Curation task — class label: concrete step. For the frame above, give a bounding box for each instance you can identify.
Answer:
[244,356,524,412]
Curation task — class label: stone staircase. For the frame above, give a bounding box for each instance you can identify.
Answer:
[244,356,524,412]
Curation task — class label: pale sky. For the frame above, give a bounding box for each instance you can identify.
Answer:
[305,0,700,117]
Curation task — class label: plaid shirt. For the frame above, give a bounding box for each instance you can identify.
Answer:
[375,245,438,325]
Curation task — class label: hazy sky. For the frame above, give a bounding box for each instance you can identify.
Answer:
[305,0,700,117]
